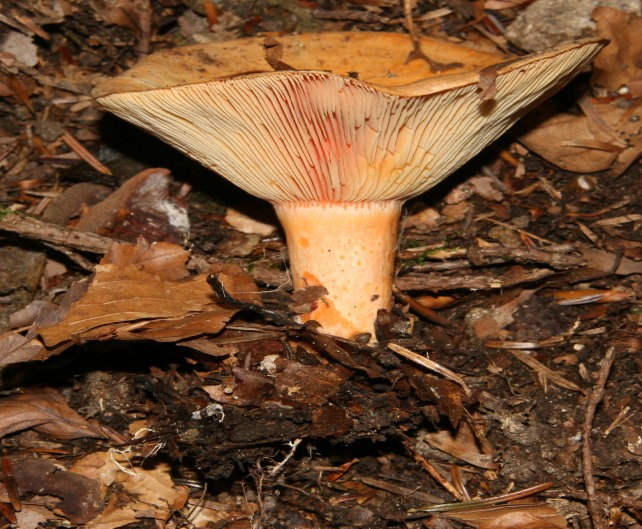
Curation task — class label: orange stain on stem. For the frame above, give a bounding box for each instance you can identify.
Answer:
[299,272,356,333]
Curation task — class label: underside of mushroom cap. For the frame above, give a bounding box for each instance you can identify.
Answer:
[94,35,605,204]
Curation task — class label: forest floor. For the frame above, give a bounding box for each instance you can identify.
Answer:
[0,1,641,528]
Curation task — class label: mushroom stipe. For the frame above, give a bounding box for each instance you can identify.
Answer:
[94,32,607,340]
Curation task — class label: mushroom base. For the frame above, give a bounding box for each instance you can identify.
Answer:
[274,201,401,340]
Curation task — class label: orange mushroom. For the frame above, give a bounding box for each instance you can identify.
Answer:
[94,32,605,340]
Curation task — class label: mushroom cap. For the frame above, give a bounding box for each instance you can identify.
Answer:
[93,32,505,97]
[94,32,606,204]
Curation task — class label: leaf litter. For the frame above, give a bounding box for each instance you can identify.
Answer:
[0,1,641,528]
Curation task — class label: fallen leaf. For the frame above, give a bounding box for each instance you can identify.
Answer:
[0,388,102,440]
[0,332,45,366]
[9,299,57,329]
[580,246,642,275]
[204,366,275,407]
[263,36,295,71]
[12,458,102,525]
[518,100,642,175]
[404,202,441,231]
[468,176,504,201]
[90,464,187,529]
[76,168,189,245]
[519,8,642,175]
[36,241,260,347]
[469,289,537,341]
[477,64,499,100]
[274,359,349,406]
[69,451,188,529]
[289,285,329,314]
[403,367,466,427]
[1,31,39,67]
[42,182,111,225]
[226,206,278,235]
[90,0,151,34]
[592,7,642,96]
[12,505,52,529]
[102,238,190,281]
[476,509,565,529]
[423,421,498,470]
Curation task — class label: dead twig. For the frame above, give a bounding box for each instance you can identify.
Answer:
[388,342,472,396]
[402,0,461,72]
[402,243,584,270]
[61,132,112,176]
[509,349,584,394]
[582,346,616,529]
[392,286,459,330]
[0,210,112,254]
[401,437,463,500]
[268,438,302,478]
[396,268,556,292]
[412,482,554,512]
[357,476,445,504]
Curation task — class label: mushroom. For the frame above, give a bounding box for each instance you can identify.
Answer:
[93,32,605,340]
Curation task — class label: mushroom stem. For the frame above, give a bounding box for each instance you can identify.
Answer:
[274,200,401,339]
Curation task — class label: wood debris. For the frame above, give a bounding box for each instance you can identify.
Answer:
[0,1,640,527]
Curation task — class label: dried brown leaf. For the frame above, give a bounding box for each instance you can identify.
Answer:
[225,206,278,235]
[519,96,642,176]
[470,289,537,341]
[0,388,102,440]
[12,504,51,529]
[475,509,566,529]
[37,249,259,347]
[423,422,498,470]
[76,168,189,245]
[519,108,615,173]
[0,332,45,366]
[73,453,187,529]
[274,359,349,406]
[89,0,150,33]
[592,7,642,96]
[102,238,190,281]
[12,458,102,525]
[477,65,499,100]
[42,183,111,225]
[403,367,467,427]
[580,246,642,275]
[263,36,296,71]
[289,285,329,314]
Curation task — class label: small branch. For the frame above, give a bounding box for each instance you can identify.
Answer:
[388,342,472,397]
[392,286,459,330]
[402,0,461,72]
[402,244,585,270]
[0,210,112,254]
[582,346,616,529]
[402,437,463,500]
[268,438,302,477]
[510,349,584,394]
[61,132,112,175]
